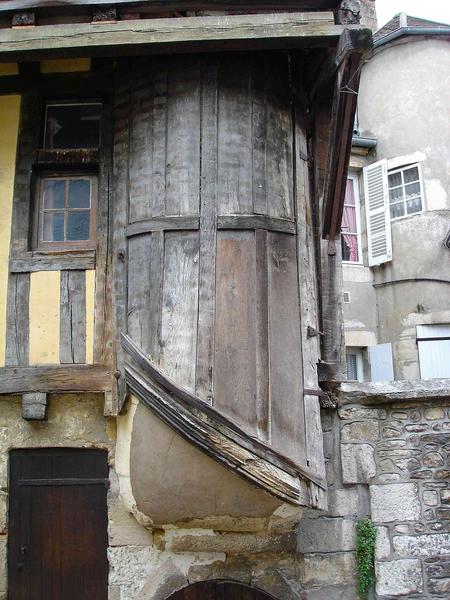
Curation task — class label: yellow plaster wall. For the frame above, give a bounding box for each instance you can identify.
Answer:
[40,58,91,74]
[29,271,60,364]
[0,95,20,367]
[85,269,96,364]
[0,64,19,76]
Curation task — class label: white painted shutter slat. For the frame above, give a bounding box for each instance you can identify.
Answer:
[363,159,392,266]
[369,343,394,382]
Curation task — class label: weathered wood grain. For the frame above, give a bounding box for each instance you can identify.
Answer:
[6,272,30,367]
[255,229,269,440]
[267,232,305,464]
[214,231,257,434]
[195,62,217,403]
[294,105,326,481]
[0,13,349,63]
[10,254,96,273]
[147,230,164,364]
[151,64,168,217]
[127,233,152,355]
[251,57,267,215]
[21,392,48,421]
[126,216,199,236]
[0,365,112,394]
[160,232,199,392]
[217,215,296,234]
[60,270,86,364]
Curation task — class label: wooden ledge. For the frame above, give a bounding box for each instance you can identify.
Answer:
[0,365,112,395]
[0,13,365,61]
[122,332,327,507]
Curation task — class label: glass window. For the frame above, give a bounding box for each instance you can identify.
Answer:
[388,164,423,220]
[36,175,96,249]
[44,103,102,149]
[341,175,361,263]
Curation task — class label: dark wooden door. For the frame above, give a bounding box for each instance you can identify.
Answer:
[8,448,109,600]
[168,581,276,599]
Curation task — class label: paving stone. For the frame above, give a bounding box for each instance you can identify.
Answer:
[393,533,450,557]
[376,559,423,597]
[341,444,376,484]
[341,421,379,443]
[370,483,421,523]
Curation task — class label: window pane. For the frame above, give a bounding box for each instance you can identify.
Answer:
[390,203,405,219]
[67,211,90,240]
[405,181,421,199]
[43,179,65,209]
[388,171,402,188]
[68,179,91,208]
[345,179,355,206]
[43,211,64,242]
[406,197,422,214]
[346,354,358,380]
[389,186,403,203]
[44,103,102,149]
[341,234,359,262]
[403,166,419,184]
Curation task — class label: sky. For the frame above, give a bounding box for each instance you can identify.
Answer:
[376,0,450,27]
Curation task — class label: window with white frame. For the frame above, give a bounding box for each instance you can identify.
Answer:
[341,174,362,263]
[388,164,423,220]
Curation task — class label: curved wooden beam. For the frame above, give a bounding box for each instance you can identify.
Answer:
[122,332,327,507]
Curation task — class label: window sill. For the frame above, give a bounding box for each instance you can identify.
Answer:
[10,250,96,273]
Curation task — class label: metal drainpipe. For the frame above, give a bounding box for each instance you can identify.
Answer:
[374,27,450,48]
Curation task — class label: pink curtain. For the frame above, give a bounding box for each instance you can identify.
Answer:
[341,181,359,261]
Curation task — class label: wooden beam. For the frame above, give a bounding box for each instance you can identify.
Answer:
[10,254,95,273]
[0,365,112,394]
[0,1,341,14]
[217,214,296,234]
[0,72,112,95]
[321,27,372,240]
[0,15,363,62]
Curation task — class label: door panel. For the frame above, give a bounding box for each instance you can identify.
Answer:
[8,448,108,600]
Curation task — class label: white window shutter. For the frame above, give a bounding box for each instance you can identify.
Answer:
[363,159,392,266]
[369,343,394,382]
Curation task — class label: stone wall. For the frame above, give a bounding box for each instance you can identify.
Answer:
[311,381,450,599]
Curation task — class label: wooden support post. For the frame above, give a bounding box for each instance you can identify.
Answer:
[22,392,48,420]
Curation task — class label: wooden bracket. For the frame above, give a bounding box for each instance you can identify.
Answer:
[12,11,35,27]
[22,392,48,421]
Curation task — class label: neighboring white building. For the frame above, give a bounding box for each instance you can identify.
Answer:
[343,13,450,382]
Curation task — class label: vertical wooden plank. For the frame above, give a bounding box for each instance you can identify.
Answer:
[160,231,199,392]
[255,228,269,440]
[5,272,30,366]
[29,271,60,365]
[166,57,201,216]
[251,56,267,216]
[214,230,257,434]
[195,61,217,403]
[148,230,164,364]
[129,71,154,222]
[0,94,20,367]
[266,56,293,219]
[217,55,253,215]
[110,70,131,414]
[127,233,152,355]
[267,231,305,464]
[151,63,168,218]
[60,270,86,364]
[85,269,95,364]
[295,105,326,480]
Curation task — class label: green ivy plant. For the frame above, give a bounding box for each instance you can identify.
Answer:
[356,517,377,599]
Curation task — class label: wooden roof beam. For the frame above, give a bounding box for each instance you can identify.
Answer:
[0,12,367,62]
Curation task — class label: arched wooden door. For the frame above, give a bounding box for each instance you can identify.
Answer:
[168,581,276,599]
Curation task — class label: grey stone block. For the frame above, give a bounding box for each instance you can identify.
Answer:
[375,526,391,560]
[341,420,379,442]
[341,443,376,484]
[376,559,423,597]
[370,483,421,523]
[302,552,355,587]
[393,533,450,557]
[298,517,355,553]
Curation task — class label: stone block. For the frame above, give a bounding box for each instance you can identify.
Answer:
[304,584,358,599]
[423,490,439,506]
[393,533,450,557]
[338,406,386,421]
[375,526,391,560]
[423,451,445,468]
[405,423,428,432]
[428,578,450,594]
[0,538,5,594]
[441,490,450,504]
[341,421,379,443]
[424,407,445,420]
[108,499,153,546]
[328,489,360,517]
[341,444,376,484]
[370,483,421,523]
[298,517,355,553]
[376,559,423,597]
[302,552,355,587]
